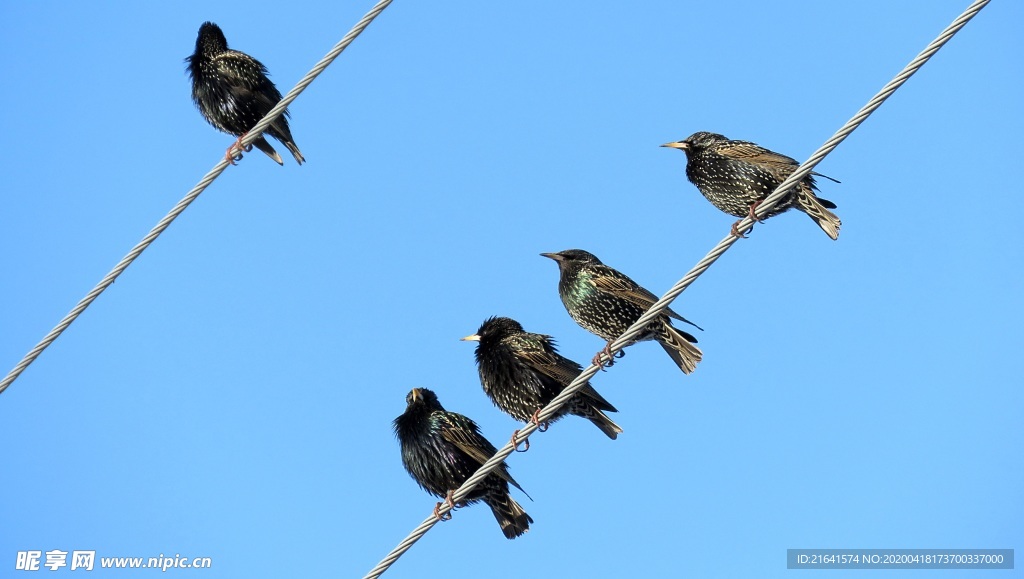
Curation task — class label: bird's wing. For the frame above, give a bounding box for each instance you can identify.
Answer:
[591,267,674,316]
[439,415,525,492]
[717,140,842,191]
[721,141,828,193]
[212,51,269,88]
[716,140,800,172]
[212,53,282,101]
[591,267,703,331]
[512,334,581,386]
[438,414,495,466]
[590,266,658,307]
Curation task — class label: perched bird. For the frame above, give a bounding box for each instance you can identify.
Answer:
[662,132,840,239]
[393,387,533,539]
[186,21,305,165]
[541,249,703,375]
[462,316,622,440]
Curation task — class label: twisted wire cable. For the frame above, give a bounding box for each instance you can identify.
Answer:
[363,1,990,576]
[0,0,395,396]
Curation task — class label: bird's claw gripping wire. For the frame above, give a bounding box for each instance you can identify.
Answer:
[747,199,767,224]
[512,408,549,451]
[592,345,612,370]
[592,342,624,370]
[225,136,253,165]
[511,429,530,452]
[730,219,754,239]
[731,200,765,238]
[529,408,549,433]
[433,490,456,521]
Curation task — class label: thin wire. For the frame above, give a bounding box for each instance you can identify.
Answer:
[363,0,990,576]
[0,0,395,397]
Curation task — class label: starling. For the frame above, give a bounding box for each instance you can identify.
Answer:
[462,316,622,440]
[541,249,703,375]
[393,387,533,539]
[187,22,305,165]
[662,132,840,239]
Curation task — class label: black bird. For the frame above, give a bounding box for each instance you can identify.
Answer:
[662,132,840,239]
[541,250,703,375]
[393,388,533,539]
[187,22,304,165]
[462,316,622,439]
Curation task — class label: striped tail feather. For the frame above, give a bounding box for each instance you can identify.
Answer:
[657,324,703,375]
[570,397,622,439]
[487,494,533,539]
[797,190,841,240]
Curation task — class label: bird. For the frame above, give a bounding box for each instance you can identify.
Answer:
[541,249,703,375]
[393,387,533,539]
[462,316,623,440]
[661,131,840,239]
[186,21,305,165]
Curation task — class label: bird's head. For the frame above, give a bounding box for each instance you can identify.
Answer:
[195,22,229,57]
[541,249,602,270]
[660,131,727,156]
[462,316,523,344]
[405,387,442,411]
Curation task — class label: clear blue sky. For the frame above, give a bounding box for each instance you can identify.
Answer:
[2,1,1021,577]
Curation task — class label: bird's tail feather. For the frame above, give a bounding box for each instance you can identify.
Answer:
[658,324,703,375]
[585,410,623,440]
[569,397,622,440]
[283,140,305,165]
[488,495,533,539]
[251,137,284,165]
[797,191,841,240]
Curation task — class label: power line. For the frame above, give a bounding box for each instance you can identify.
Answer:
[0,0,395,397]
[362,0,990,576]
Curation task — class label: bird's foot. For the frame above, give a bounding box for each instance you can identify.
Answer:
[511,429,530,452]
[225,135,253,165]
[433,490,456,521]
[730,200,766,237]
[747,199,767,224]
[529,408,549,433]
[730,219,753,238]
[592,342,618,370]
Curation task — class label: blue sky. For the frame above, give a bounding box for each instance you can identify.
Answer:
[2,1,1021,577]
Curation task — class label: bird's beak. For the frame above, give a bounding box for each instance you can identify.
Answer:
[540,252,563,262]
[410,388,421,403]
[461,334,481,342]
[660,141,688,150]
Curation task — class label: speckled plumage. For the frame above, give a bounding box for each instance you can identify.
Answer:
[462,317,622,439]
[662,132,840,239]
[393,388,532,539]
[186,22,304,165]
[541,249,703,375]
